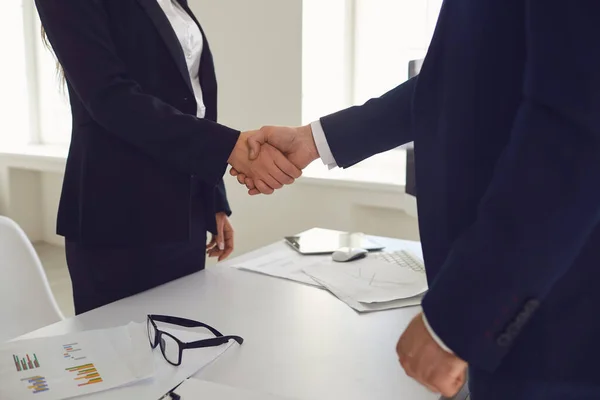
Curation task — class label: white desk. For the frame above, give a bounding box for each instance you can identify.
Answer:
[17,234,437,400]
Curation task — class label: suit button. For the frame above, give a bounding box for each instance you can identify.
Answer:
[524,299,540,312]
[497,333,512,347]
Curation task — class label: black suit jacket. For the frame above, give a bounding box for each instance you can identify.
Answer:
[319,0,600,393]
[36,0,240,244]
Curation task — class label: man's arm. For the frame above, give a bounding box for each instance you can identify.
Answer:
[235,76,418,191]
[422,0,600,372]
[318,76,418,168]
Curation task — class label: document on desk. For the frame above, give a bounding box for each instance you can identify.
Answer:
[81,327,238,400]
[303,258,428,312]
[0,322,154,400]
[173,378,298,399]
[231,249,327,287]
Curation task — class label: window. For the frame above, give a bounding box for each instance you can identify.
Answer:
[34,12,72,145]
[0,0,31,147]
[302,0,442,185]
[352,0,442,104]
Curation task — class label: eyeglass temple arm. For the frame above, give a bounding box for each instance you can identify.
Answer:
[183,335,244,350]
[149,315,224,337]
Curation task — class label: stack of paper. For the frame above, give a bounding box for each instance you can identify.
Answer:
[231,246,428,313]
[0,322,153,400]
[0,323,239,400]
[231,249,329,287]
[303,257,428,312]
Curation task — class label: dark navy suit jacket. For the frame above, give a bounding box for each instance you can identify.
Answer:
[320,0,600,397]
[36,0,240,244]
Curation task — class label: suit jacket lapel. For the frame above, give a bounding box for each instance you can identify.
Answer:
[136,0,194,95]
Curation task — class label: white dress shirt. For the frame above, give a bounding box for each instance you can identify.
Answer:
[310,120,454,354]
[156,0,206,118]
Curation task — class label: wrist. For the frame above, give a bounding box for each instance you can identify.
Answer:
[299,124,319,162]
[227,133,247,166]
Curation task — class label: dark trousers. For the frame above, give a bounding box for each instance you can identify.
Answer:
[65,203,207,315]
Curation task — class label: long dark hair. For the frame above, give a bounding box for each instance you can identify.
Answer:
[40,26,65,86]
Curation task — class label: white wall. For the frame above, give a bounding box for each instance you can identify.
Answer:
[4,0,419,259]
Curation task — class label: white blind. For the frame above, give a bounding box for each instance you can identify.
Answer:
[35,13,72,145]
[0,0,30,147]
[352,0,443,104]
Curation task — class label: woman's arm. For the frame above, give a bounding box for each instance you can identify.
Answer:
[36,0,239,186]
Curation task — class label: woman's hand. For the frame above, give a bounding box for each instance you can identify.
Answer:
[207,212,234,262]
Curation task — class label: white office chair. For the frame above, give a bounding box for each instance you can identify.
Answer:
[0,216,64,342]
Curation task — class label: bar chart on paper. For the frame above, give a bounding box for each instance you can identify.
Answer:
[66,363,104,387]
[21,375,49,394]
[13,353,40,372]
[63,343,87,361]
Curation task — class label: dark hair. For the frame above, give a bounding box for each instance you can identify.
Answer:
[40,26,65,86]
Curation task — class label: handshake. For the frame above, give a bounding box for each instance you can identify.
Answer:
[227,125,319,195]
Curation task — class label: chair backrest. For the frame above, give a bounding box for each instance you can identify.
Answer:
[0,216,64,342]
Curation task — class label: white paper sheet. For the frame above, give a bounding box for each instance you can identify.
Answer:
[308,274,424,313]
[232,249,327,287]
[172,378,297,400]
[303,258,427,304]
[0,323,153,400]
[79,328,238,400]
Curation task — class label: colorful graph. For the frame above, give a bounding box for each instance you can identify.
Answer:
[65,363,103,387]
[20,376,49,394]
[63,343,86,361]
[13,354,40,372]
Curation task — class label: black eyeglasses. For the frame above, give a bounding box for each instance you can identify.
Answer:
[147,315,244,366]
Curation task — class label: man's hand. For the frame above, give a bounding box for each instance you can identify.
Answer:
[397,313,468,397]
[207,212,234,262]
[230,125,319,195]
[227,130,302,195]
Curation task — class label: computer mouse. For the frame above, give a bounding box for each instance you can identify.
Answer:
[332,247,368,262]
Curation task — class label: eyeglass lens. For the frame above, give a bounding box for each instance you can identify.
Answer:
[147,318,157,347]
[159,333,180,365]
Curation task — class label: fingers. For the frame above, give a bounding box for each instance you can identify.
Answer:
[206,235,216,250]
[244,177,256,190]
[237,173,246,185]
[272,150,302,179]
[400,351,466,397]
[254,179,274,195]
[396,313,468,398]
[218,222,235,262]
[271,148,302,181]
[249,146,298,191]
[208,214,226,258]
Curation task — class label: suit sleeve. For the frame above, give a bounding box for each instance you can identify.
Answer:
[35,0,240,186]
[214,179,232,216]
[319,77,417,167]
[421,0,600,372]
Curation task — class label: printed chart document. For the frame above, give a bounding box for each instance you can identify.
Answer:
[0,322,153,400]
[173,378,297,400]
[303,257,428,312]
[1,323,239,400]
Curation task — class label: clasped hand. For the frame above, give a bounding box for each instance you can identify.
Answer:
[228,125,319,195]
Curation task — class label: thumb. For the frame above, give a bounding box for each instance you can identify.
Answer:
[247,131,266,160]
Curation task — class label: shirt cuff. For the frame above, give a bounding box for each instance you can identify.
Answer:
[422,313,454,354]
[310,120,338,169]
